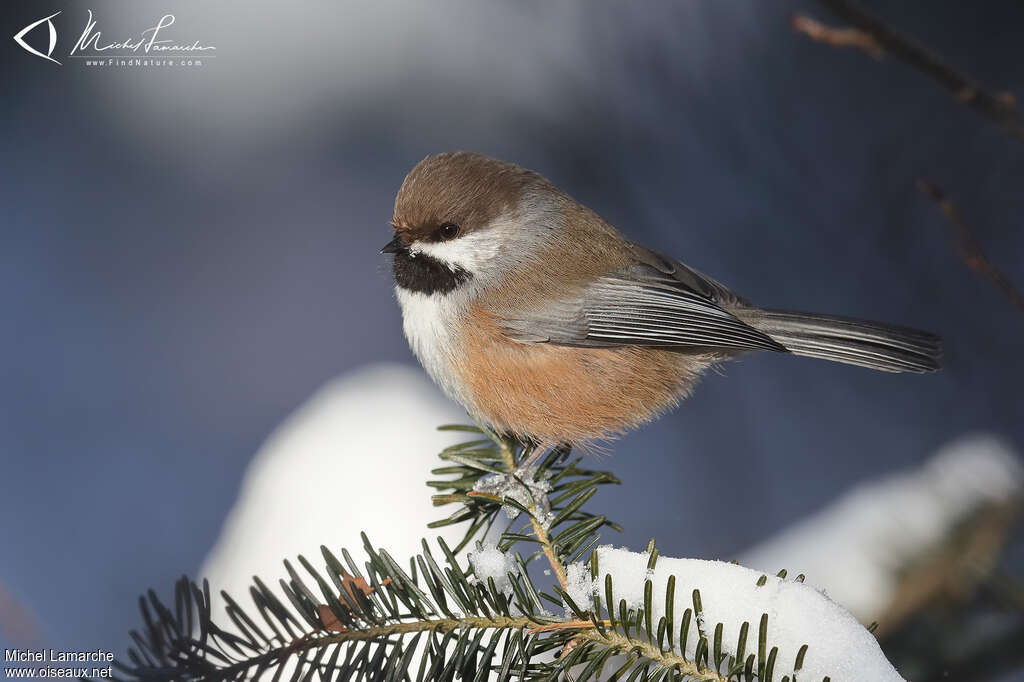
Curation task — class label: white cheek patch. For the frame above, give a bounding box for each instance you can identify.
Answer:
[410,230,501,276]
[409,211,548,284]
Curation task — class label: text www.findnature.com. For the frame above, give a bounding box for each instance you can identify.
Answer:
[82,58,206,67]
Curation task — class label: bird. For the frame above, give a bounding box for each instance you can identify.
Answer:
[382,151,941,447]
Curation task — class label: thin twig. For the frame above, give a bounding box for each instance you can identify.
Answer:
[917,180,1024,313]
[797,0,1024,142]
[791,14,882,59]
[527,619,606,634]
[498,438,570,591]
[575,628,731,682]
[300,614,729,682]
[532,512,569,590]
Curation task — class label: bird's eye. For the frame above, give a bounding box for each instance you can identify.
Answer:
[438,223,461,241]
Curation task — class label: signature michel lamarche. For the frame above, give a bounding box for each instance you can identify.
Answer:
[69,10,216,57]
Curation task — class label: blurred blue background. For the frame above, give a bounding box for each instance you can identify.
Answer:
[1,0,1022,673]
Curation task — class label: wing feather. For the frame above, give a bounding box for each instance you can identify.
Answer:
[502,247,785,353]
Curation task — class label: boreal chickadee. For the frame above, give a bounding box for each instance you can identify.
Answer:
[382,152,941,446]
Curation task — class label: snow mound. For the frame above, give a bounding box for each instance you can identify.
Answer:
[741,433,1022,622]
[200,363,464,604]
[596,547,903,682]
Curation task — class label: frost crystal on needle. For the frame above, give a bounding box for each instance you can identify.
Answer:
[473,468,553,525]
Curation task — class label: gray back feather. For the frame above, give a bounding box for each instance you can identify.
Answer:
[502,244,785,353]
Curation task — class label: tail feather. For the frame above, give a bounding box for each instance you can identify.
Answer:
[745,309,942,374]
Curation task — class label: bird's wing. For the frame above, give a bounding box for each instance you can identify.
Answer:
[502,243,786,352]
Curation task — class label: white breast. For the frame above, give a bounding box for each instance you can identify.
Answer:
[395,287,473,409]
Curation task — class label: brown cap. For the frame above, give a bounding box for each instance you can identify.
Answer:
[392,152,545,243]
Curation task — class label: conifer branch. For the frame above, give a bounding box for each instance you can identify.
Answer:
[109,426,898,682]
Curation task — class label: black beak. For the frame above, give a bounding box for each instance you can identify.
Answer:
[380,234,405,254]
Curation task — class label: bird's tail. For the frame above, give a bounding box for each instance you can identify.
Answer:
[742,309,942,373]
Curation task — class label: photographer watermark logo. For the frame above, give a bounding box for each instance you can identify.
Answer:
[12,9,215,68]
[13,11,62,64]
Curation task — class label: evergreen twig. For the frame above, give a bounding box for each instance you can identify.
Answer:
[496,437,568,591]
[110,427,846,682]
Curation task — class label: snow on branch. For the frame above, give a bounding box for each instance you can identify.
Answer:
[122,421,952,682]
[591,547,904,682]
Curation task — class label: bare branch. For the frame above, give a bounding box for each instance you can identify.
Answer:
[791,14,882,59]
[798,0,1024,142]
[917,180,1024,313]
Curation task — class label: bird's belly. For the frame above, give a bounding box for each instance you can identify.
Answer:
[456,313,717,444]
[396,287,474,408]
